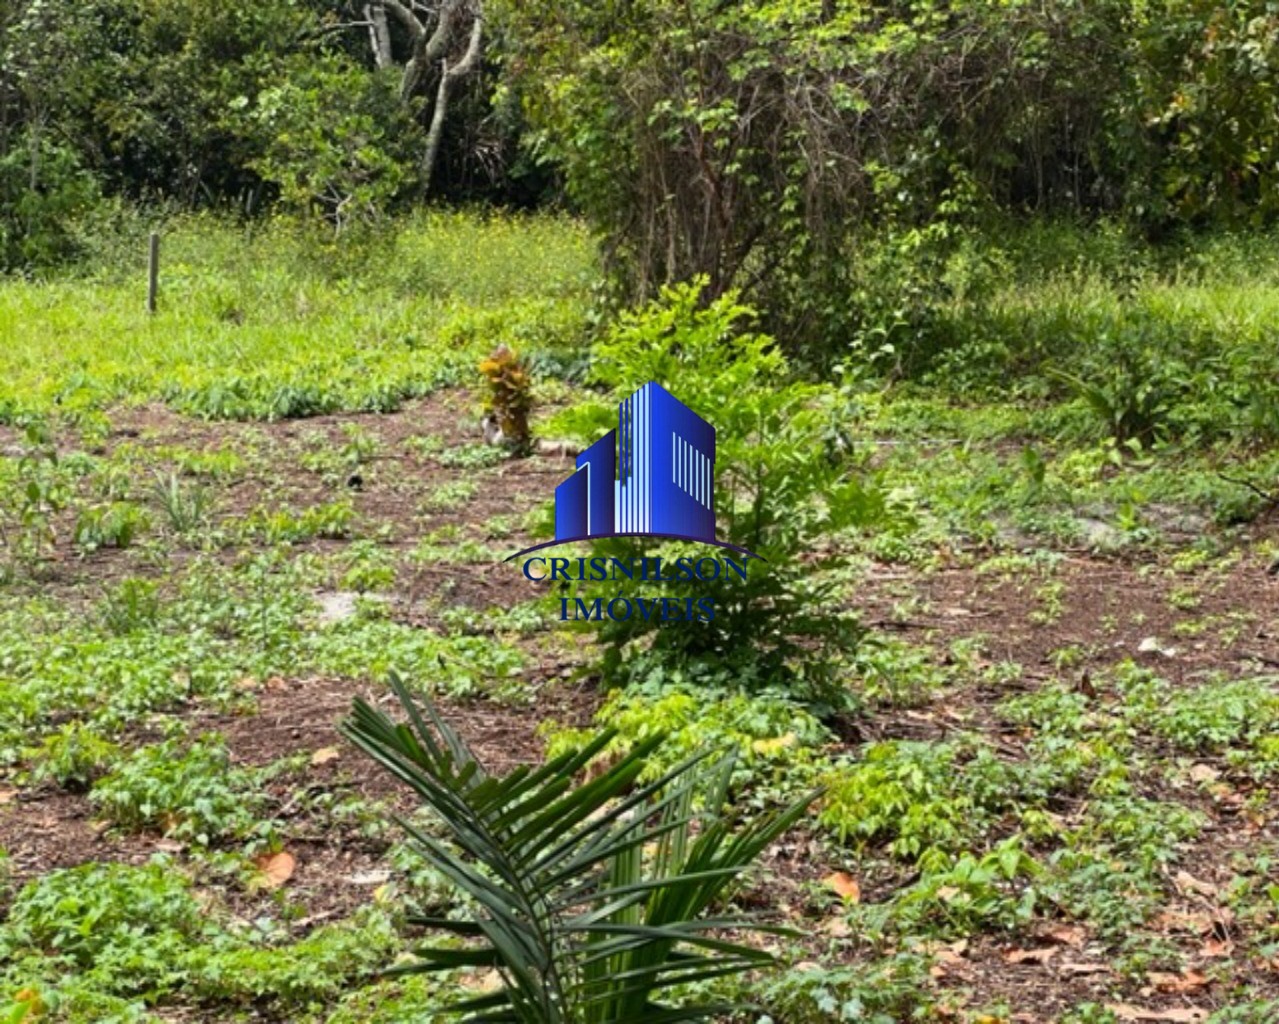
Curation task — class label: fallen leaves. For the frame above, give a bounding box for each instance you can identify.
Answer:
[1145,970,1209,994]
[1106,1004,1207,1023]
[1173,870,1218,899]
[1044,923,1088,947]
[310,746,341,766]
[1059,961,1112,977]
[922,939,968,978]
[252,850,296,889]
[1186,763,1220,785]
[822,871,861,903]
[1004,946,1058,965]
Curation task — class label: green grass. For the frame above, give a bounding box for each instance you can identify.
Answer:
[0,211,593,421]
[3,216,1279,1023]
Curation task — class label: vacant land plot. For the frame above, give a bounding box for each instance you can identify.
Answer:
[1,217,1277,1024]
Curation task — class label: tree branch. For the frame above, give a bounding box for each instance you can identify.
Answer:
[445,13,483,82]
[423,0,461,66]
[422,10,483,193]
[378,0,423,41]
[364,4,394,68]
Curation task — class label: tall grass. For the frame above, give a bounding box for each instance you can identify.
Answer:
[0,211,595,421]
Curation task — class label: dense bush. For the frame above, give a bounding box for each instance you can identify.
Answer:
[501,0,1279,351]
[553,280,883,700]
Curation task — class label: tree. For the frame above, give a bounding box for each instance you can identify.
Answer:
[365,0,485,193]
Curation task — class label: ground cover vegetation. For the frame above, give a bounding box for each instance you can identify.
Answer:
[3,1,1279,1022]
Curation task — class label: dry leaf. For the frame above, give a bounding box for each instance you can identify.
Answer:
[1060,962,1111,977]
[1005,947,1057,965]
[1046,924,1088,947]
[1174,870,1218,898]
[460,969,502,993]
[347,869,391,885]
[1200,937,1233,959]
[1077,671,1098,699]
[253,850,296,888]
[1187,763,1220,784]
[820,917,852,938]
[310,746,341,766]
[1106,1004,1207,1023]
[1153,910,1214,934]
[922,938,968,971]
[1147,970,1208,994]
[823,871,861,903]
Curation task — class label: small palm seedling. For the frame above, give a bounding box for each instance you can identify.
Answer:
[478,345,533,455]
[150,471,213,535]
[342,675,816,1023]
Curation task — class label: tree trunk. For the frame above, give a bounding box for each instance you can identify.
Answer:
[364,4,393,69]
[421,14,482,195]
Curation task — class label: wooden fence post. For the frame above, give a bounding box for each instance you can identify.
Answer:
[147,232,160,314]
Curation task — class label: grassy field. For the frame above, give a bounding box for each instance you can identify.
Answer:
[1,214,1278,1024]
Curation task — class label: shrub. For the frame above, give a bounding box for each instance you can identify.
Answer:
[0,130,100,270]
[89,735,265,845]
[0,861,203,976]
[73,503,148,552]
[0,421,70,579]
[98,578,161,636]
[820,739,1028,861]
[342,674,817,1024]
[543,686,830,793]
[477,344,533,453]
[553,280,883,700]
[27,723,119,791]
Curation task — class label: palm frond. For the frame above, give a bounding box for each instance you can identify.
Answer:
[341,673,819,1022]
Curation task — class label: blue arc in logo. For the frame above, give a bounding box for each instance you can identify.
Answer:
[507,382,763,562]
[504,531,766,563]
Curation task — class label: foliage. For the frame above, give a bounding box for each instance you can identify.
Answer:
[0,860,205,977]
[0,130,99,270]
[342,675,816,1023]
[500,0,1279,349]
[149,472,213,535]
[0,861,406,1014]
[73,502,148,552]
[554,280,881,698]
[0,420,69,579]
[542,686,829,793]
[98,580,163,634]
[877,840,1040,938]
[478,344,533,454]
[27,721,120,791]
[247,60,416,227]
[0,213,592,422]
[820,739,1028,861]
[750,954,935,1024]
[89,735,266,845]
[185,908,400,1011]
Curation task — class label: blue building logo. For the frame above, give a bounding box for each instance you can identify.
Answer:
[553,382,716,544]
[507,382,760,620]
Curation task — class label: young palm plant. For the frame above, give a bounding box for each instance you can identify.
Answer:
[341,675,816,1023]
